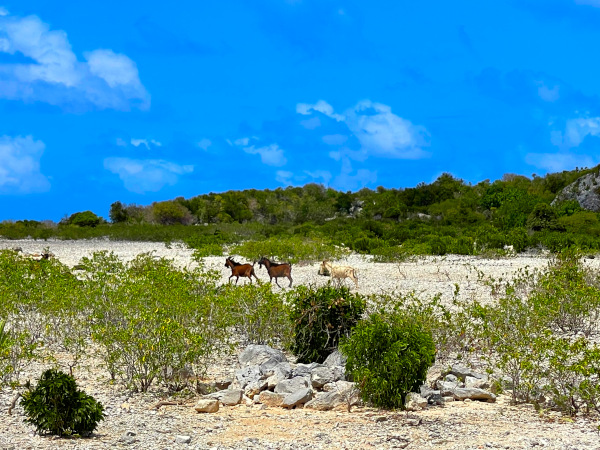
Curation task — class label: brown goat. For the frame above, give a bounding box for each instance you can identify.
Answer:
[225,257,259,284]
[258,257,293,288]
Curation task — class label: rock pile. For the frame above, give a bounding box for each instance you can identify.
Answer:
[196,345,359,412]
[407,364,497,411]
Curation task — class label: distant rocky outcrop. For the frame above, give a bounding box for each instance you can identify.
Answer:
[552,170,600,212]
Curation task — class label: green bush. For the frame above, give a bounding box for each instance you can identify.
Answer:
[66,211,102,227]
[21,369,104,436]
[340,312,436,409]
[289,285,365,363]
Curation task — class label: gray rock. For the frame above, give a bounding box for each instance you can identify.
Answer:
[238,345,287,368]
[274,376,310,394]
[444,374,458,383]
[322,380,357,397]
[195,398,219,413]
[293,363,322,378]
[323,350,347,368]
[419,385,443,405]
[435,379,459,395]
[244,378,268,399]
[120,431,136,445]
[258,391,286,407]
[552,171,600,212]
[281,388,312,408]
[444,364,487,381]
[265,362,292,389]
[206,388,244,406]
[235,365,264,389]
[465,375,490,390]
[176,435,192,444]
[311,366,345,388]
[404,392,428,411]
[450,387,496,402]
[305,391,344,411]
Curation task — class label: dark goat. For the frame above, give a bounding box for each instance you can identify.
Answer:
[225,257,259,285]
[258,257,293,288]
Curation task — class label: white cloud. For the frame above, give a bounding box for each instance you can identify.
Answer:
[296,100,345,121]
[104,157,193,193]
[297,99,429,159]
[0,135,50,193]
[243,143,287,166]
[116,138,127,147]
[131,138,162,149]
[232,137,287,166]
[525,152,597,172]
[197,138,212,150]
[346,100,429,159]
[0,7,8,16]
[552,117,600,148]
[0,12,149,110]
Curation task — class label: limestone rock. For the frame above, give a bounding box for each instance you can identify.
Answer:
[258,391,286,407]
[450,387,496,402]
[238,344,287,368]
[205,388,244,406]
[281,388,312,408]
[405,392,428,411]
[305,391,344,411]
[274,376,309,394]
[552,171,600,212]
[323,350,347,368]
[194,398,219,413]
[311,366,345,388]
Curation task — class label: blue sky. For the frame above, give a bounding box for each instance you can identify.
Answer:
[2,1,600,221]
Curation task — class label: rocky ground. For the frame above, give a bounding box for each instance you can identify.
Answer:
[0,239,600,449]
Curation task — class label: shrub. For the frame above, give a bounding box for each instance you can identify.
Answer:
[21,369,104,436]
[289,285,365,363]
[340,312,436,409]
[216,283,292,347]
[67,211,102,227]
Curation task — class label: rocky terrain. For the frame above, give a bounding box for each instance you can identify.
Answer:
[0,239,599,449]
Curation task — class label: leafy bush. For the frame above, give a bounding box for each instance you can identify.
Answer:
[21,369,104,436]
[216,283,292,346]
[340,312,436,409]
[289,285,365,363]
[66,211,102,227]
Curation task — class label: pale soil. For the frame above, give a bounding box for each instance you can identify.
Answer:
[1,238,599,449]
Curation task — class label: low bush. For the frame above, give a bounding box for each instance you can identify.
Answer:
[340,312,436,409]
[21,369,105,436]
[288,285,365,363]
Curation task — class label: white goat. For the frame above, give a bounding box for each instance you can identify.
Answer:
[320,260,359,289]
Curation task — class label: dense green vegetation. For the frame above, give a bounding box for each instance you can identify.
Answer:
[2,249,600,416]
[2,167,600,258]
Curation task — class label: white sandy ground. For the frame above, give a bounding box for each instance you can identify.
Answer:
[0,238,600,449]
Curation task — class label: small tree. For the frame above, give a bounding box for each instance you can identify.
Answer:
[152,201,194,225]
[527,203,562,232]
[21,369,105,436]
[289,285,365,364]
[109,201,128,223]
[67,211,101,227]
[340,312,436,409]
